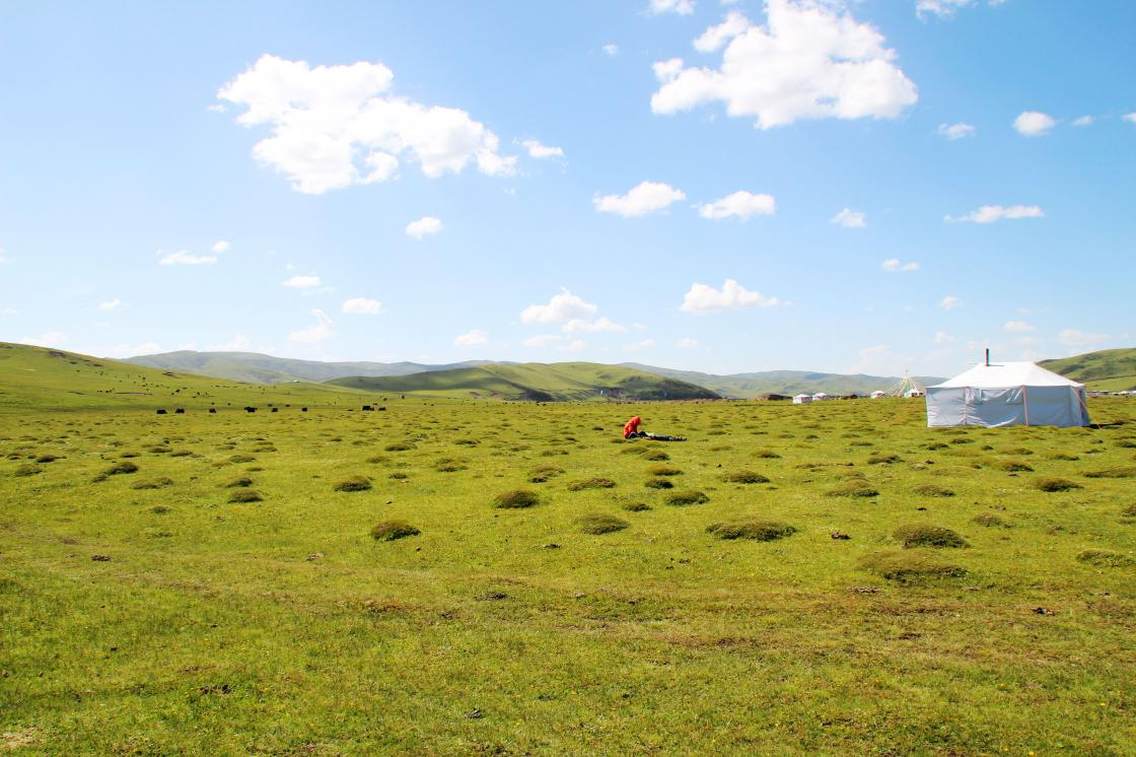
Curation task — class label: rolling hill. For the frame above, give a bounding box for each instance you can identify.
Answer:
[328,362,719,401]
[1041,348,1136,391]
[126,350,490,384]
[623,363,945,399]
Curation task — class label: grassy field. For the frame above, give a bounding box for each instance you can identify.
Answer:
[1042,348,1136,392]
[2,346,1136,753]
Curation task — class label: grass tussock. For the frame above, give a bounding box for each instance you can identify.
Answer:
[826,479,879,498]
[1083,467,1136,479]
[577,513,629,534]
[371,520,420,541]
[493,489,539,509]
[999,460,1034,472]
[648,464,682,476]
[754,449,782,459]
[334,476,373,492]
[1076,549,1135,568]
[384,441,415,452]
[622,501,651,512]
[131,477,174,490]
[972,513,1011,528]
[913,483,955,497]
[435,458,467,472]
[893,524,968,549]
[867,453,902,465]
[1034,477,1082,492]
[528,464,564,483]
[104,462,138,476]
[228,489,263,503]
[567,477,616,491]
[229,454,256,464]
[225,477,253,488]
[13,464,42,477]
[706,520,796,541]
[645,478,674,489]
[860,550,968,583]
[723,470,770,484]
[666,490,709,506]
[642,450,670,462]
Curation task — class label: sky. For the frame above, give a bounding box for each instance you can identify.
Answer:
[1,0,1134,377]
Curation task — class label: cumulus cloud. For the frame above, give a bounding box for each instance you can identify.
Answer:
[595,181,685,217]
[916,0,1006,19]
[212,240,231,253]
[602,43,620,57]
[625,339,657,352]
[933,330,955,345]
[521,289,598,324]
[521,139,564,159]
[1013,111,1056,137]
[681,279,781,313]
[946,204,1043,223]
[454,329,488,347]
[159,249,218,265]
[562,317,626,334]
[882,259,919,272]
[283,275,321,289]
[940,295,961,310]
[1123,113,1136,125]
[1003,320,1035,333]
[831,208,866,228]
[405,216,443,239]
[341,297,382,314]
[217,55,516,194]
[651,1,918,129]
[1059,328,1109,348]
[937,122,975,140]
[649,0,695,15]
[288,309,333,343]
[523,334,563,349]
[698,191,776,220]
[1072,115,1094,127]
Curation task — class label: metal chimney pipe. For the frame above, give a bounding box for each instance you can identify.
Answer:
[985,348,990,366]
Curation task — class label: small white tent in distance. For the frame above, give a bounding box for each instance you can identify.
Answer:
[926,353,1090,428]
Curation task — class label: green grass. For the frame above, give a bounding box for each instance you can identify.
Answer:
[2,343,1136,752]
[1041,347,1136,391]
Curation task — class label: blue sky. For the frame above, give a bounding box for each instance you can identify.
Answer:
[1,0,1133,376]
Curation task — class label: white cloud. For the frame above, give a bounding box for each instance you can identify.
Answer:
[212,240,231,254]
[454,329,488,347]
[0,247,9,263]
[523,334,563,348]
[940,295,961,310]
[1013,111,1056,137]
[937,122,975,140]
[98,298,122,311]
[625,339,657,352]
[946,204,1044,223]
[521,139,565,159]
[916,0,1005,20]
[21,331,67,348]
[405,216,443,239]
[217,54,516,195]
[562,317,626,334]
[283,275,321,289]
[882,258,919,272]
[288,309,333,344]
[1072,115,1094,127]
[341,297,382,315]
[1123,113,1136,125]
[1059,328,1109,348]
[651,2,918,129]
[595,181,685,217]
[681,278,781,313]
[677,337,700,349]
[649,0,695,15]
[933,330,955,345]
[562,338,586,353]
[1003,320,1035,333]
[602,43,620,57]
[521,289,598,324]
[832,208,866,228]
[158,249,218,266]
[698,190,776,220]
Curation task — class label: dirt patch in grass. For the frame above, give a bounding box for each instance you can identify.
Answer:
[648,464,683,476]
[494,489,539,508]
[1034,477,1082,492]
[706,520,796,541]
[860,550,968,583]
[893,524,968,548]
[723,470,770,484]
[131,477,174,490]
[228,489,263,503]
[577,513,630,534]
[912,483,955,497]
[528,464,564,483]
[666,490,709,506]
[972,513,1010,528]
[567,477,617,491]
[371,520,420,541]
[334,476,373,492]
[1084,467,1136,479]
[1076,549,1135,568]
[998,460,1034,472]
[826,479,879,498]
[104,461,139,476]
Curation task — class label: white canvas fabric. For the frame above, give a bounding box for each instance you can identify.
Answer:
[926,362,1090,428]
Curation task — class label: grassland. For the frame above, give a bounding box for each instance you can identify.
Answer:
[2,344,1136,753]
[1042,348,1136,392]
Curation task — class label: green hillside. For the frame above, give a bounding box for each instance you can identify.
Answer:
[0,342,367,411]
[329,362,719,401]
[126,350,488,384]
[623,363,944,398]
[1041,348,1136,391]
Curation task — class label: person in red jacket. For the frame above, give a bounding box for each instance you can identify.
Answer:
[622,415,685,441]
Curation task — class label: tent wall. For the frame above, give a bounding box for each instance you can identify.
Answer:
[926,385,1089,428]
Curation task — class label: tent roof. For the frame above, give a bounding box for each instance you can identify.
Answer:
[931,361,1082,389]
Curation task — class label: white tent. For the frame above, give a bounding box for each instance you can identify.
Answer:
[870,390,887,399]
[812,392,829,401]
[926,361,1090,428]
[792,394,812,405]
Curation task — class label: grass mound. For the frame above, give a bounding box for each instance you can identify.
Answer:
[723,470,770,484]
[706,520,796,541]
[131,477,174,490]
[972,513,1010,528]
[35,454,59,463]
[867,453,902,465]
[493,489,539,509]
[528,464,564,483]
[577,513,629,534]
[1076,549,1135,568]
[1084,467,1136,479]
[893,524,968,549]
[371,520,420,541]
[999,460,1034,472]
[642,450,670,462]
[225,477,253,488]
[754,449,781,459]
[567,477,616,491]
[334,476,373,492]
[435,458,467,472]
[1123,504,1136,518]
[860,550,968,583]
[622,501,652,512]
[13,464,41,477]
[104,462,138,476]
[666,490,709,506]
[826,479,879,498]
[645,478,674,489]
[228,489,263,503]
[1034,477,1082,492]
[229,454,256,464]
[384,441,415,452]
[648,464,683,476]
[913,483,955,497]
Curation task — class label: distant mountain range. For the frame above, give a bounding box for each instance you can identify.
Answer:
[621,363,944,399]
